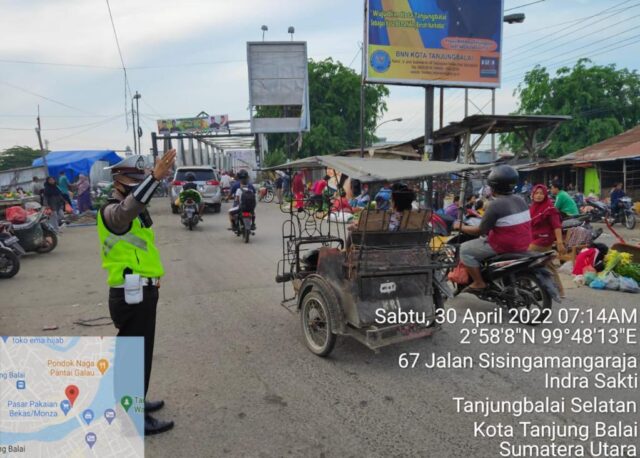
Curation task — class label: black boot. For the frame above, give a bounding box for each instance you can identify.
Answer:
[145,400,165,413]
[145,414,174,435]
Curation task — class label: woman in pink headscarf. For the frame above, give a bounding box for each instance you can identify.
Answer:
[75,174,92,213]
[529,184,565,297]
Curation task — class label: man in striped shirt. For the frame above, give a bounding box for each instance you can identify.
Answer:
[454,165,532,291]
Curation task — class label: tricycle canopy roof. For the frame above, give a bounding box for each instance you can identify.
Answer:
[264,155,483,183]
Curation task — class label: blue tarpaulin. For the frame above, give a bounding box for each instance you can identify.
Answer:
[33,150,121,181]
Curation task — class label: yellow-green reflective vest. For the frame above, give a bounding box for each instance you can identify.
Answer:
[97,209,164,286]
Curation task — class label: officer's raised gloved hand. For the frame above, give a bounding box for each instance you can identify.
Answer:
[153,149,177,180]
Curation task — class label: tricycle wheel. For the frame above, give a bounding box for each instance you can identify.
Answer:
[36,227,57,253]
[300,291,336,357]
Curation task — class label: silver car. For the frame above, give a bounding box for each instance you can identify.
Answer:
[170,166,222,214]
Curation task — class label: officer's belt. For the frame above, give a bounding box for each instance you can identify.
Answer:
[111,277,160,288]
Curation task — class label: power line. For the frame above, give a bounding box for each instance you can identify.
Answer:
[506,13,640,68]
[505,0,546,12]
[0,80,99,116]
[49,113,125,142]
[104,0,132,130]
[507,0,637,54]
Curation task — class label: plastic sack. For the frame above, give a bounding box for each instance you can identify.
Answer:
[584,271,598,286]
[601,272,620,291]
[327,211,354,223]
[589,278,606,289]
[558,261,574,275]
[448,263,470,285]
[5,206,27,224]
[619,276,640,293]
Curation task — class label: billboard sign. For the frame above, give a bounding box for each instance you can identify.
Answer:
[247,42,310,134]
[157,115,229,134]
[365,0,503,88]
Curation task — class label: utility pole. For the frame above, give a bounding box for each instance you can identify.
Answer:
[131,97,137,154]
[35,105,48,169]
[359,42,365,158]
[134,91,142,155]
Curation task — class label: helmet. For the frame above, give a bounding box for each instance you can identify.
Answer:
[236,169,249,182]
[185,172,196,182]
[105,155,148,189]
[487,165,518,195]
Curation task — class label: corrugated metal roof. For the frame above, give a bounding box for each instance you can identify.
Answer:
[263,155,484,182]
[559,125,640,162]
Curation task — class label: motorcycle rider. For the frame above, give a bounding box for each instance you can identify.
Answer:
[180,172,204,220]
[453,165,532,291]
[610,182,626,220]
[228,169,256,230]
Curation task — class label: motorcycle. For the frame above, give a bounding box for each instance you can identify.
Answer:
[0,224,22,279]
[446,215,559,325]
[233,211,254,243]
[258,180,275,203]
[583,196,636,230]
[611,197,636,230]
[6,209,57,254]
[180,198,200,230]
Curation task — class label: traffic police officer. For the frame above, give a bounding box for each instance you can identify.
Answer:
[98,149,176,435]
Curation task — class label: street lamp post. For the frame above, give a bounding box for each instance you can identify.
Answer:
[374,117,403,132]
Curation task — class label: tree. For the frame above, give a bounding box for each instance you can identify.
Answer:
[501,59,640,159]
[0,146,45,171]
[258,58,389,161]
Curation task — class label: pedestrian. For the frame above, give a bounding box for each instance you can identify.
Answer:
[43,176,65,232]
[275,171,284,204]
[57,171,72,206]
[528,184,565,297]
[75,174,92,213]
[310,175,329,210]
[98,151,177,435]
[374,181,392,210]
[292,171,305,211]
[282,171,291,199]
[550,180,579,217]
[31,176,44,205]
[444,195,460,218]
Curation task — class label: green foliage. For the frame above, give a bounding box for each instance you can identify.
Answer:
[263,149,287,168]
[502,59,640,158]
[257,58,389,159]
[0,146,45,171]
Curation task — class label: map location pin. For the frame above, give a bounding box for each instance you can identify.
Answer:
[65,385,79,406]
[120,395,133,412]
[82,409,94,425]
[85,432,96,449]
[60,400,71,416]
[104,408,116,425]
[97,359,109,375]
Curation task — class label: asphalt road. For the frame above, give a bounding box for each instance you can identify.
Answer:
[1,198,638,458]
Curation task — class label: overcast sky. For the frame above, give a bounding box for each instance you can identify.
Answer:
[0,0,638,153]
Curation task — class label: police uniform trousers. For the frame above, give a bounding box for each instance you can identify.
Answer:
[109,285,158,396]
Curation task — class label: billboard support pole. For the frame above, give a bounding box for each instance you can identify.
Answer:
[464,89,469,117]
[151,132,158,165]
[439,88,444,130]
[424,85,435,208]
[491,88,496,157]
[359,40,365,158]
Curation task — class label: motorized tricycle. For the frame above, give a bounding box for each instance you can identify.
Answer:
[269,155,482,357]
